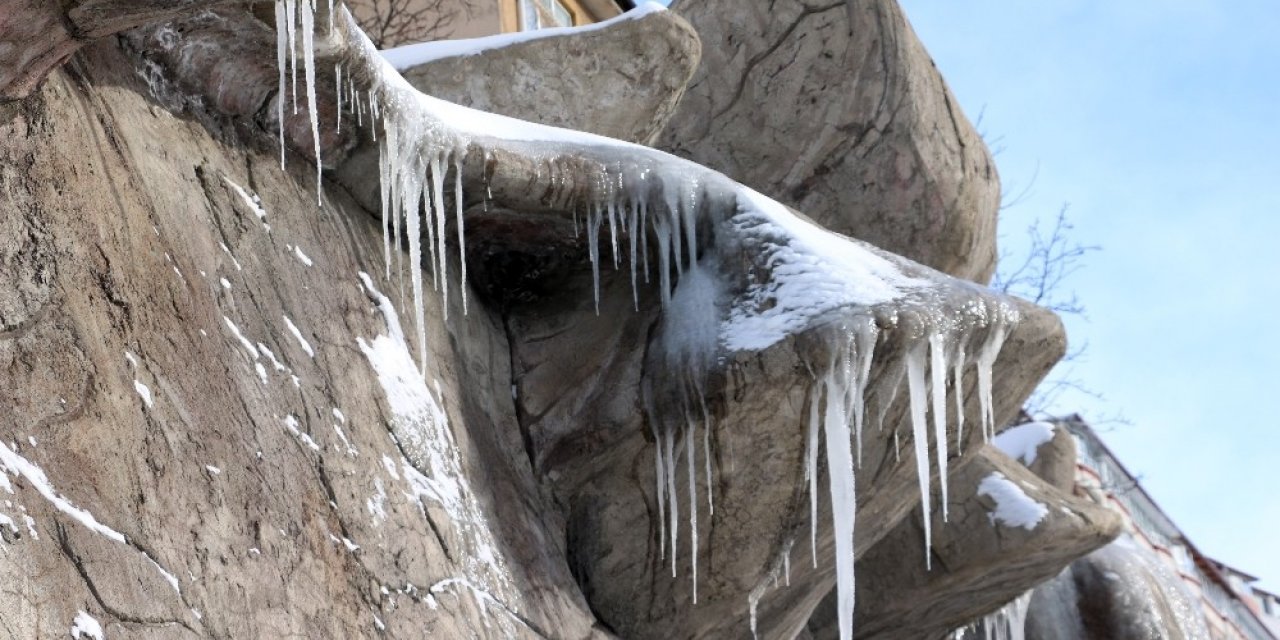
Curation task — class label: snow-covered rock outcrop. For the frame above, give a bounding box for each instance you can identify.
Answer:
[0,1,1099,639]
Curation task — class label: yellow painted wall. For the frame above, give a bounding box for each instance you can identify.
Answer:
[499,0,621,33]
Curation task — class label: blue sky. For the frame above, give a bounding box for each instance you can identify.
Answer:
[896,1,1280,590]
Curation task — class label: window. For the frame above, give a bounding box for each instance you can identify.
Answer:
[520,0,574,30]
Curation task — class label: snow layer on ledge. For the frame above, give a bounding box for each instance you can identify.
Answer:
[71,611,104,639]
[381,2,667,70]
[993,421,1056,466]
[977,472,1047,530]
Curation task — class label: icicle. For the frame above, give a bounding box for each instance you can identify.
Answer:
[665,427,678,576]
[430,154,448,320]
[454,157,468,315]
[686,420,698,604]
[747,539,795,640]
[335,63,342,134]
[640,199,651,284]
[663,181,684,277]
[749,585,762,640]
[852,321,877,465]
[423,179,438,290]
[953,338,968,454]
[379,123,394,280]
[389,127,403,287]
[628,201,640,310]
[929,333,950,522]
[655,216,672,307]
[588,206,601,314]
[607,200,620,269]
[807,384,821,568]
[822,364,857,640]
[275,1,288,169]
[976,320,1009,441]
[652,420,667,560]
[682,181,699,269]
[701,396,714,515]
[300,0,321,205]
[905,341,933,570]
[285,0,298,113]
[406,168,427,373]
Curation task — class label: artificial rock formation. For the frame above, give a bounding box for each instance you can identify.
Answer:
[0,1,1090,639]
[661,0,1000,283]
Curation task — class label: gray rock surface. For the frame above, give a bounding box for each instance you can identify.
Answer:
[1025,538,1213,640]
[0,42,602,639]
[660,0,1000,283]
[398,9,701,146]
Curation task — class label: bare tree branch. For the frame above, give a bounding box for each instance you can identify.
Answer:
[346,0,480,49]
[993,204,1098,316]
[994,204,1120,423]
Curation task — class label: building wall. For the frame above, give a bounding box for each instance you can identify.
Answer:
[1069,420,1278,640]
[453,1,503,39]
[497,0,623,33]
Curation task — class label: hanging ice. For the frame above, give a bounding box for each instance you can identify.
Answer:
[267,7,1024,639]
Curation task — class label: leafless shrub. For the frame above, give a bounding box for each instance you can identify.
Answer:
[346,0,479,49]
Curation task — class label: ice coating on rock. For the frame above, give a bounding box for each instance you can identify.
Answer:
[355,273,514,618]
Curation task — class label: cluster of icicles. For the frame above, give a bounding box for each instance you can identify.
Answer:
[948,591,1033,640]
[270,4,1019,640]
[741,310,1014,639]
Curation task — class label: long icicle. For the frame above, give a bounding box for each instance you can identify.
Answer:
[701,394,714,516]
[423,176,438,289]
[686,416,698,604]
[905,341,933,570]
[629,201,640,310]
[823,363,857,640]
[852,321,878,465]
[588,206,601,314]
[430,153,449,320]
[953,338,968,455]
[455,157,468,315]
[275,1,288,169]
[929,333,950,522]
[665,427,678,577]
[407,171,428,373]
[300,0,321,205]
[652,419,667,560]
[807,383,821,568]
[284,0,298,113]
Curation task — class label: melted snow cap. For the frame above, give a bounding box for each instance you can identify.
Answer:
[993,421,1056,466]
